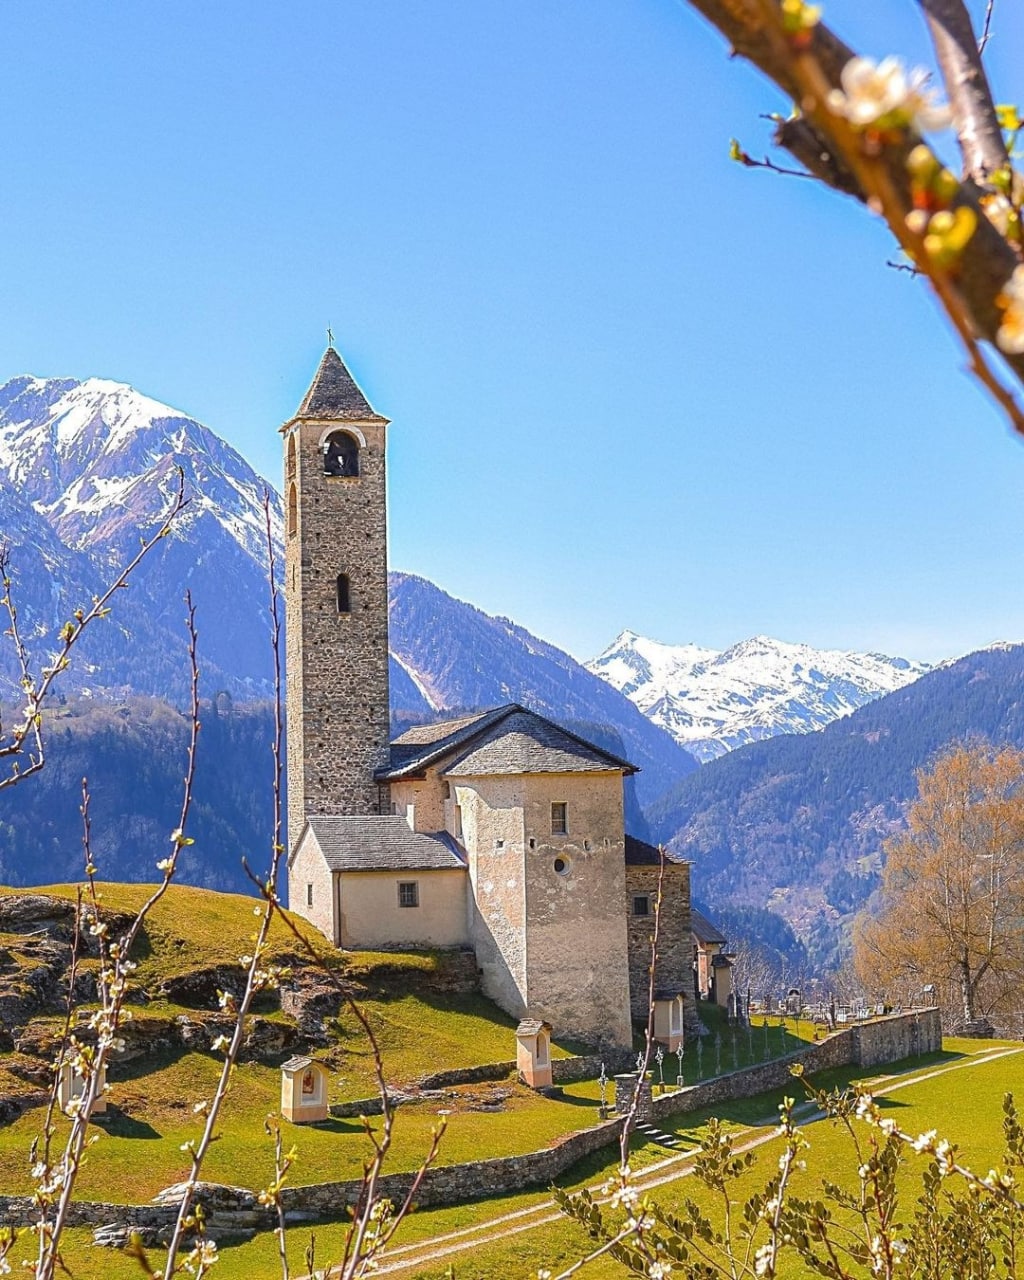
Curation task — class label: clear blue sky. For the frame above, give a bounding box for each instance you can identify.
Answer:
[3,1,1023,664]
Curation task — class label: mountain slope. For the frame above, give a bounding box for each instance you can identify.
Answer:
[387,572,697,813]
[0,375,284,700]
[649,644,1024,964]
[587,631,930,761]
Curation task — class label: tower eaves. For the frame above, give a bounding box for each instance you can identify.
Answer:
[293,347,388,423]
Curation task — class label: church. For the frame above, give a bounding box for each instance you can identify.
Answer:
[284,347,694,1049]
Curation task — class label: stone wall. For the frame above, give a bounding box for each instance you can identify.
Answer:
[1,1010,940,1237]
[284,399,392,870]
[624,861,693,1027]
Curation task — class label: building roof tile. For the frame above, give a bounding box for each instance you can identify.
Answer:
[301,815,466,872]
[624,834,688,866]
[292,347,388,423]
[690,907,727,945]
[377,704,637,781]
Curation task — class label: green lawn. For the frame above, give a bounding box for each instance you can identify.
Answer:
[6,1040,1016,1279]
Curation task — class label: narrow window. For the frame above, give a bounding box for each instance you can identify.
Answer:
[306,883,314,907]
[528,837,536,850]
[583,839,591,852]
[551,802,567,835]
[442,781,451,800]
[453,805,463,839]
[287,484,297,537]
[398,881,419,908]
[337,573,350,613]
[286,433,297,482]
[632,894,650,917]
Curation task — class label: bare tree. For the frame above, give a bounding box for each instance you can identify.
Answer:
[854,742,1024,1030]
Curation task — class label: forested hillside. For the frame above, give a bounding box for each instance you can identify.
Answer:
[651,645,1024,967]
[0,697,279,894]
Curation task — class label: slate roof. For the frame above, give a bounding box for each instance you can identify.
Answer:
[376,704,637,782]
[624,834,688,866]
[691,908,727,946]
[292,347,388,423]
[300,815,466,872]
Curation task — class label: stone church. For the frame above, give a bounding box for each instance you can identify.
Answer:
[284,347,693,1049]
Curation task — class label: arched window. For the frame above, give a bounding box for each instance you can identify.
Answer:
[287,484,297,537]
[336,573,351,613]
[286,434,297,482]
[323,430,360,477]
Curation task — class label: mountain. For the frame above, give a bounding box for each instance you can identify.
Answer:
[649,643,1024,968]
[387,573,697,814]
[0,375,284,701]
[0,374,697,885]
[587,630,931,762]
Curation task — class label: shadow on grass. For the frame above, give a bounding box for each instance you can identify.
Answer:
[95,1107,161,1139]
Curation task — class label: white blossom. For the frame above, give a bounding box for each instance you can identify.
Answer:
[997,265,1024,354]
[828,57,950,134]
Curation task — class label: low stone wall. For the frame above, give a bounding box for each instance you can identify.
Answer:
[651,1008,943,1123]
[0,1009,941,1237]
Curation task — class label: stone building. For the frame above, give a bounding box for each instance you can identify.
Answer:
[284,347,693,1049]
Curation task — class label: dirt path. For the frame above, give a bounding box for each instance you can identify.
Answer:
[328,1044,1021,1279]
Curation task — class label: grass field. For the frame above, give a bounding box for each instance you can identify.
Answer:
[4,1038,1020,1278]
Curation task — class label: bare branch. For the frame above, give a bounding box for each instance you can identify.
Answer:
[681,0,1024,431]
[0,472,188,791]
[978,0,996,55]
[917,0,1009,182]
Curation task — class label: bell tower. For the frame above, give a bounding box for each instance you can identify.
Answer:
[282,347,391,854]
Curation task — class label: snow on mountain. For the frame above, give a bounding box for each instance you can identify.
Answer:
[586,630,932,762]
[0,374,283,699]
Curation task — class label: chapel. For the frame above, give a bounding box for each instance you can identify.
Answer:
[284,347,694,1049]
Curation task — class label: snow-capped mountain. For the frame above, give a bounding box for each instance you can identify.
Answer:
[586,630,932,762]
[0,374,283,699]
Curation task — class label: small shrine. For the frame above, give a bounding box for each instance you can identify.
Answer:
[280,1056,330,1123]
[652,989,685,1052]
[57,1061,107,1116]
[515,1018,553,1089]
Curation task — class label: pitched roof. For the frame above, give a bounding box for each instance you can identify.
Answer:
[292,348,388,423]
[624,835,688,866]
[690,908,727,945]
[301,815,466,872]
[376,704,637,782]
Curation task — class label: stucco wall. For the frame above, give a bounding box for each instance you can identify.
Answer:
[390,769,447,834]
[338,868,469,949]
[287,830,338,944]
[521,772,633,1048]
[459,777,528,1018]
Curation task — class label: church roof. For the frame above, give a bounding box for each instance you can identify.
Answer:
[690,908,727,946]
[624,834,688,866]
[292,347,388,423]
[376,704,637,782]
[301,815,466,872]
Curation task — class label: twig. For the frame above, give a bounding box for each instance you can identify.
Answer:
[887,259,923,275]
[0,473,188,791]
[978,0,996,54]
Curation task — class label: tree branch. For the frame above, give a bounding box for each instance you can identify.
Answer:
[917,0,1009,183]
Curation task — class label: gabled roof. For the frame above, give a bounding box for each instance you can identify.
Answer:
[375,704,637,782]
[291,347,388,423]
[624,834,688,866]
[299,815,466,872]
[691,908,727,946]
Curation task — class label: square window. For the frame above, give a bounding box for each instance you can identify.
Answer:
[306,883,314,907]
[398,881,419,908]
[495,839,505,850]
[551,802,567,835]
[632,894,650,917]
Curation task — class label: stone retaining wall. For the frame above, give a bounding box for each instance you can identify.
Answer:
[0,1010,941,1236]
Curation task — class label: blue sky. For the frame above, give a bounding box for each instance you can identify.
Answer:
[3,1,1023,663]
